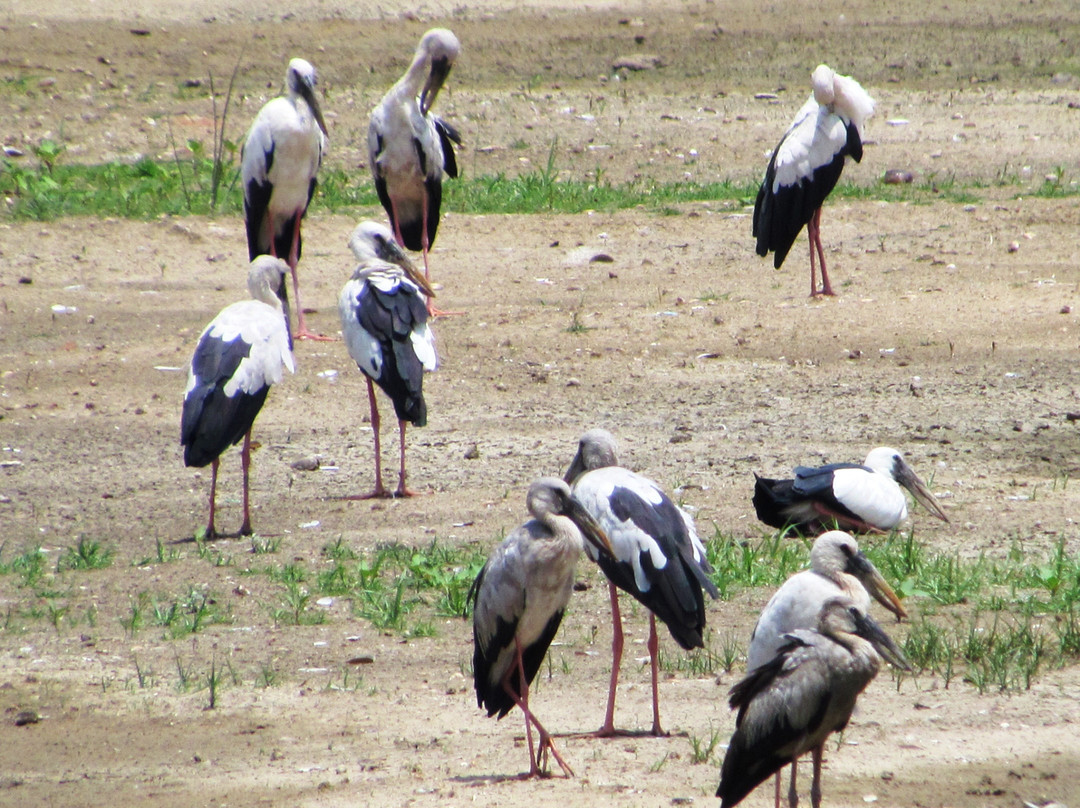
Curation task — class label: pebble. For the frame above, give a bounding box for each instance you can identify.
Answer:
[883,169,914,184]
[291,457,320,471]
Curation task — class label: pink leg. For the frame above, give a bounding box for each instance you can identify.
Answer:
[394,420,418,498]
[500,636,575,778]
[287,212,333,341]
[647,613,666,736]
[345,379,389,500]
[239,430,254,536]
[206,457,220,539]
[419,187,460,318]
[789,756,800,808]
[808,209,834,297]
[774,771,782,808]
[595,581,624,737]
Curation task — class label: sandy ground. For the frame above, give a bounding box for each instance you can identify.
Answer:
[2,1,1080,807]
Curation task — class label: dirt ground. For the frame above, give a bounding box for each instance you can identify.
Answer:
[2,1,1080,806]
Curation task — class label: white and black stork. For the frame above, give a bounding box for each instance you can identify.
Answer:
[471,477,615,778]
[753,64,874,296]
[338,221,437,499]
[753,446,949,535]
[368,28,462,313]
[564,428,719,737]
[241,57,329,340]
[181,256,295,538]
[717,597,911,808]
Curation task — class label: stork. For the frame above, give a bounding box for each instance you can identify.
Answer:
[746,531,907,808]
[753,446,949,535]
[753,64,874,296]
[368,28,462,314]
[564,428,719,737]
[717,597,911,808]
[181,256,295,538]
[471,477,615,778]
[241,57,329,340]
[338,221,437,499]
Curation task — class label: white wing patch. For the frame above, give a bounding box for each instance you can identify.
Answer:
[831,467,907,528]
[194,298,293,399]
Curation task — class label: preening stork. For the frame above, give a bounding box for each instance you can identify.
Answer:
[471,478,615,778]
[338,221,437,499]
[368,28,462,313]
[564,428,719,737]
[753,446,949,535]
[181,256,295,538]
[241,57,329,340]
[746,531,907,808]
[753,64,874,296]
[717,597,911,808]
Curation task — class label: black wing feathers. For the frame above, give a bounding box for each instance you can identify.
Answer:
[354,283,429,426]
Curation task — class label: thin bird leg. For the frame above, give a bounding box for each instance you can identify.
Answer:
[344,379,388,500]
[809,208,834,297]
[388,196,407,249]
[595,581,624,737]
[206,457,220,539]
[500,636,575,778]
[789,754,800,808]
[773,771,783,808]
[419,186,461,318]
[809,744,824,808]
[239,430,254,536]
[394,419,417,498]
[288,213,333,341]
[807,211,820,297]
[647,612,666,736]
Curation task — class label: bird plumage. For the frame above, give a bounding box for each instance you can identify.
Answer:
[368,28,461,254]
[753,64,874,295]
[753,446,949,534]
[718,597,909,808]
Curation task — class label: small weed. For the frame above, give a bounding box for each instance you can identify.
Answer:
[56,537,113,572]
[688,722,724,764]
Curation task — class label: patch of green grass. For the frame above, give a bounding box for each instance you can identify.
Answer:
[704,530,810,597]
[56,537,113,572]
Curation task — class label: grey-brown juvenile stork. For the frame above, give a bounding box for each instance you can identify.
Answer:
[753,64,874,296]
[181,256,295,538]
[564,428,719,737]
[717,596,911,808]
[338,221,437,499]
[753,446,949,535]
[368,28,462,314]
[241,58,329,340]
[471,478,615,778]
[746,531,907,808]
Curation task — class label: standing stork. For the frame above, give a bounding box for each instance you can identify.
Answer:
[564,428,719,737]
[746,531,907,808]
[241,57,329,340]
[717,597,911,808]
[471,478,615,778]
[753,64,874,296]
[368,28,462,314]
[338,221,437,499]
[181,256,295,538]
[753,446,950,535]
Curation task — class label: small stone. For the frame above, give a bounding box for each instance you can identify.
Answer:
[590,253,615,263]
[291,457,320,472]
[14,710,39,726]
[882,169,914,184]
[612,54,662,71]
[346,655,374,665]
[565,378,581,387]
[1007,241,1020,253]
[463,444,480,460]
[1060,305,1072,314]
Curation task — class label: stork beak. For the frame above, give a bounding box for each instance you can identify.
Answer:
[299,81,329,139]
[847,551,907,621]
[896,460,950,523]
[420,56,452,116]
[376,236,436,299]
[563,445,587,486]
[274,267,293,349]
[852,609,913,673]
[564,496,614,559]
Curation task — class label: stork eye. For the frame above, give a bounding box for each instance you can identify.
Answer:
[840,543,854,557]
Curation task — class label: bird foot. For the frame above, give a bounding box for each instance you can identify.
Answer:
[809,288,836,298]
[536,732,574,778]
[426,304,464,318]
[293,329,337,341]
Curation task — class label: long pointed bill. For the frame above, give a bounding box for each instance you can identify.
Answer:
[563,446,587,486]
[853,609,913,672]
[564,497,614,559]
[300,84,329,138]
[274,269,293,348]
[897,461,950,523]
[848,552,907,620]
[420,57,452,116]
[375,237,436,298]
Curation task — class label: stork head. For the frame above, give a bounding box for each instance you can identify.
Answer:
[564,428,619,484]
[347,220,435,298]
[864,448,949,524]
[819,597,912,672]
[811,63,874,130]
[286,57,329,138]
[526,477,614,558]
[418,28,461,115]
[813,531,907,621]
